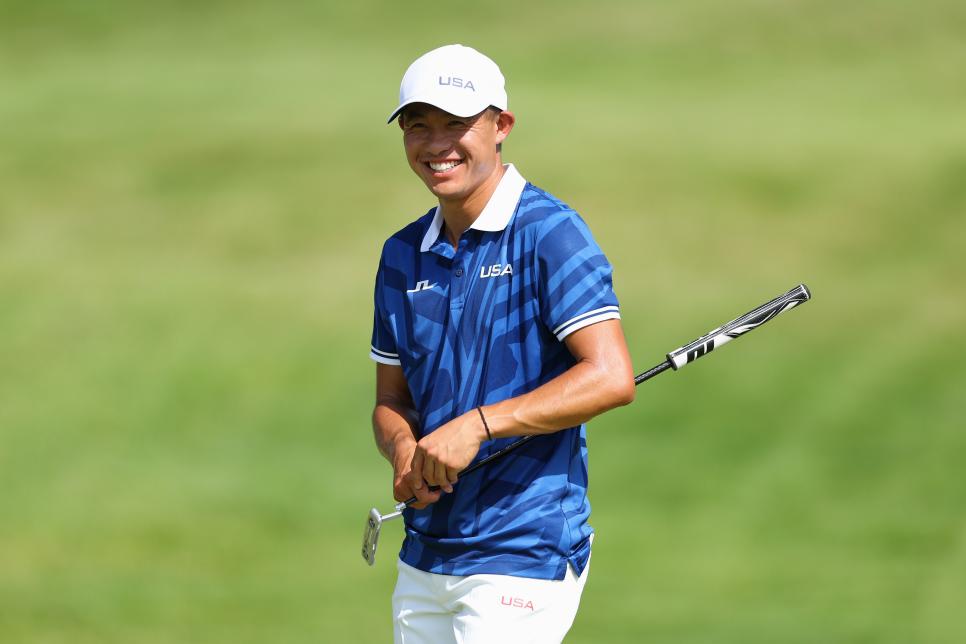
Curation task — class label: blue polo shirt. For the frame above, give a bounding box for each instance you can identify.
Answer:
[370,164,621,580]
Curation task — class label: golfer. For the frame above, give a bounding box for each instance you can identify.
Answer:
[370,44,635,643]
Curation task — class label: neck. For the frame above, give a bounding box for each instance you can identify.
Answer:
[438,163,506,247]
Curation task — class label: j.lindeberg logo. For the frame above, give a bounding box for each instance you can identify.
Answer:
[407,280,438,293]
[439,76,475,91]
[480,263,513,279]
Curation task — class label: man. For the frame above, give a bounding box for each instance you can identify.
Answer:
[370,44,635,643]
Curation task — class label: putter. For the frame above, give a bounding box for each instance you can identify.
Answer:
[362,284,812,565]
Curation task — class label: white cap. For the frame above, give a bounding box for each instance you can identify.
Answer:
[387,44,507,124]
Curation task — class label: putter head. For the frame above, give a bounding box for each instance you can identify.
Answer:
[361,507,382,566]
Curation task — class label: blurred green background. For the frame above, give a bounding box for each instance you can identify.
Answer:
[2,0,964,641]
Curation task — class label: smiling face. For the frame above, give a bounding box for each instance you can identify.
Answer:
[399,103,515,204]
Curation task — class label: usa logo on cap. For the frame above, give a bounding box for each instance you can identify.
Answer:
[388,44,507,123]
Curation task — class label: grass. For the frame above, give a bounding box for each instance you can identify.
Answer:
[1,0,964,641]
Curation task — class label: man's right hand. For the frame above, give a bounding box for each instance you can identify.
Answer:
[392,436,442,510]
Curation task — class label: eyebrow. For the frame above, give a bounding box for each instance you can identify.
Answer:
[404,108,474,122]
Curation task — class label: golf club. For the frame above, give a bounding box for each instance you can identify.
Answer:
[362,283,812,565]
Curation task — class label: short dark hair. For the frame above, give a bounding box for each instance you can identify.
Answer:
[486,107,504,154]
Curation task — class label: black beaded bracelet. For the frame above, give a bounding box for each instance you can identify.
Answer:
[476,406,493,441]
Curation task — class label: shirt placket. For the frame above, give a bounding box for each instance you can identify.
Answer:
[449,235,471,320]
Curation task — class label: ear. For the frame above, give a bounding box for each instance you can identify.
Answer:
[494,111,515,145]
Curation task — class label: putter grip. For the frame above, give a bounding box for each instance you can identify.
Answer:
[666,284,811,369]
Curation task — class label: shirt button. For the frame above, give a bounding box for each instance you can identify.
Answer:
[455,268,464,277]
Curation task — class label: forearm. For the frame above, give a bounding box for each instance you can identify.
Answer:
[402,321,635,490]
[482,354,635,439]
[372,401,419,464]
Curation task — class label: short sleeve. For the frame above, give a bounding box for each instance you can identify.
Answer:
[370,255,401,365]
[536,212,621,342]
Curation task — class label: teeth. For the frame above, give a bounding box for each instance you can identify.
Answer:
[429,160,461,172]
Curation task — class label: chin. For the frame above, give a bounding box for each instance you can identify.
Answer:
[425,179,465,200]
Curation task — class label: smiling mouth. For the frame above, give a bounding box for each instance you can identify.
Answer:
[427,160,463,173]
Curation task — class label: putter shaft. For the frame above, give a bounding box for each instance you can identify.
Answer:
[382,502,407,521]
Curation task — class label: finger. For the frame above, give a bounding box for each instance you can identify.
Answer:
[407,491,429,510]
[396,475,438,510]
[393,477,414,503]
[413,485,442,507]
[446,466,460,486]
[433,461,453,493]
[422,452,437,486]
[433,459,450,492]
[409,449,425,490]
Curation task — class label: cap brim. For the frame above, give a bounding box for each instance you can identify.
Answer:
[386,96,494,124]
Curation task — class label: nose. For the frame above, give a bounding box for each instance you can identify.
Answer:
[425,125,455,156]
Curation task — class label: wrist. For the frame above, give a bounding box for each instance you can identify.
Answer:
[476,405,493,442]
[389,432,415,464]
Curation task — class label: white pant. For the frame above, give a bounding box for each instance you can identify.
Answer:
[392,557,590,644]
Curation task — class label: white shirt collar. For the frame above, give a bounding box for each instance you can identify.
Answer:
[419,164,526,252]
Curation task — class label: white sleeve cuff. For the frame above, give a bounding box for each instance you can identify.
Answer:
[553,306,621,341]
[369,347,401,365]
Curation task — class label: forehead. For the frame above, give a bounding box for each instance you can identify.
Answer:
[402,103,458,120]
[402,103,489,121]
